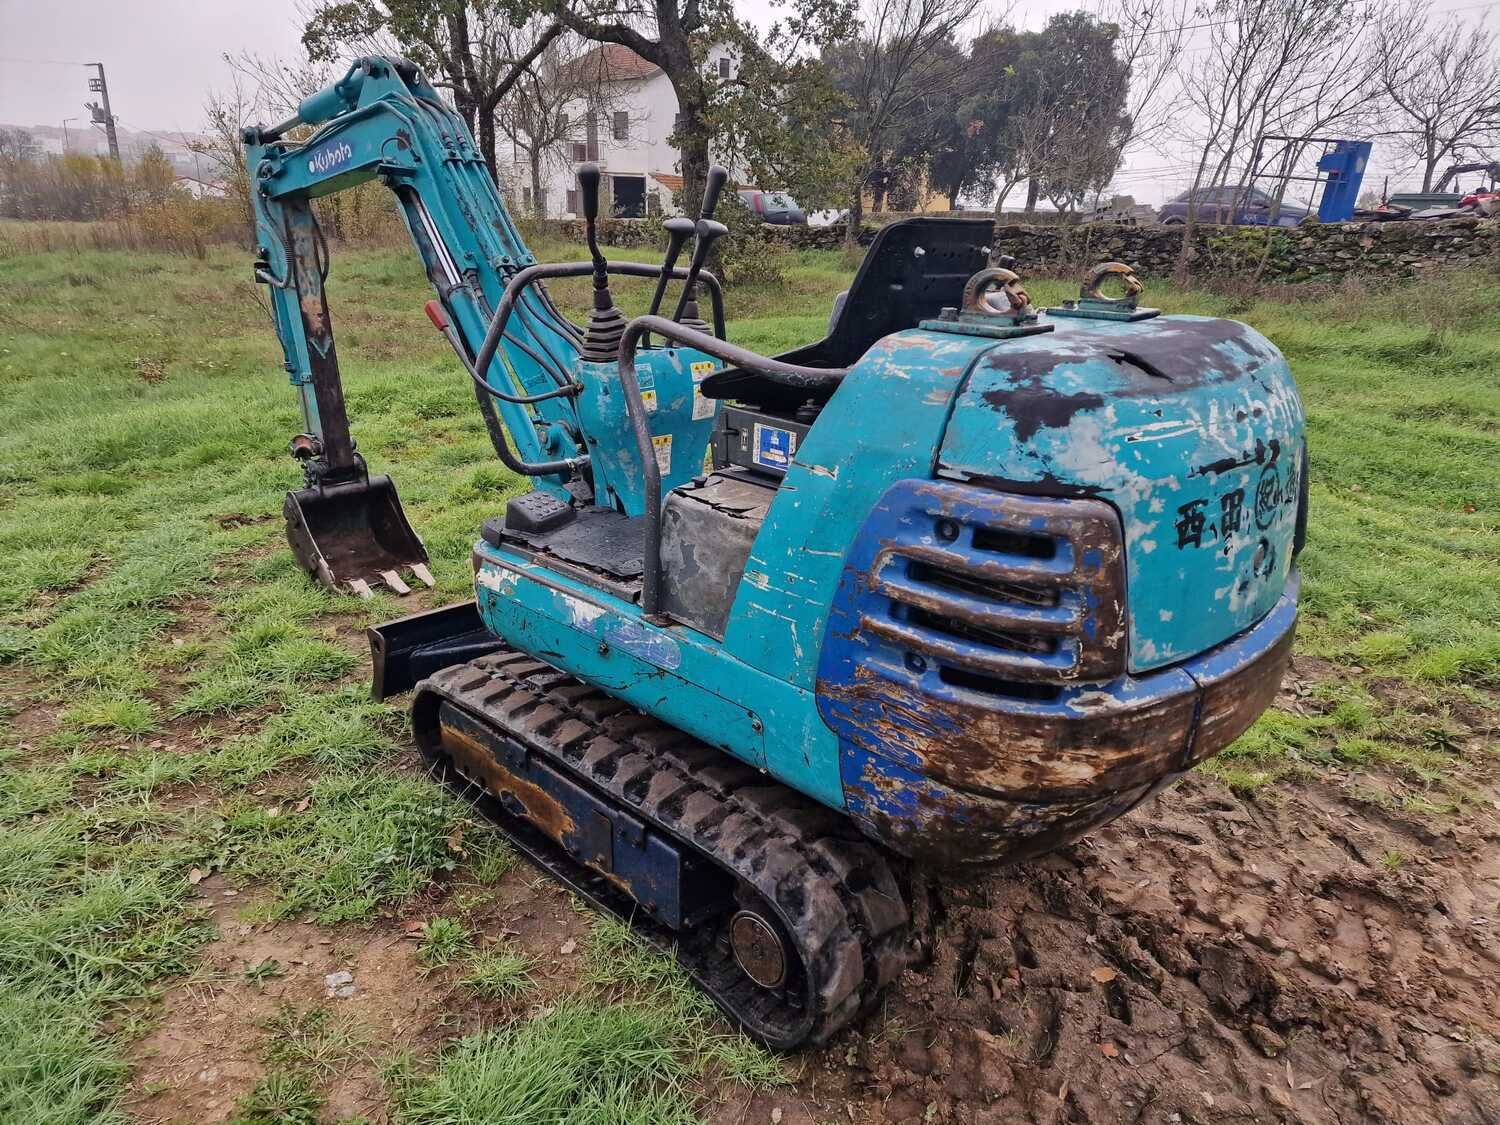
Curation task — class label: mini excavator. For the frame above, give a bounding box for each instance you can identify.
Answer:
[245,56,1307,1048]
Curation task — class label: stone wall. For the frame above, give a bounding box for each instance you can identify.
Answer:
[536,216,1500,281]
[989,217,1500,281]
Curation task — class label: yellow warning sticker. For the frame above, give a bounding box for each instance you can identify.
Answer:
[640,389,658,413]
[690,360,716,378]
[651,434,672,474]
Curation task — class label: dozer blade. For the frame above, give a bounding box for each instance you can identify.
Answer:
[367,600,503,700]
[284,474,434,597]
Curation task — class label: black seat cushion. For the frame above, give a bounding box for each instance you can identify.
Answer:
[700,217,993,413]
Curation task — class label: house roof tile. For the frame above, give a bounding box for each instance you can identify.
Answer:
[569,43,662,82]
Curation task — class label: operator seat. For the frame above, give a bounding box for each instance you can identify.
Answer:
[699,217,993,413]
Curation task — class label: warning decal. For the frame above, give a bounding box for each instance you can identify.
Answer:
[651,434,673,474]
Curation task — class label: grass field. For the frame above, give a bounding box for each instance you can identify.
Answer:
[0,230,1496,1123]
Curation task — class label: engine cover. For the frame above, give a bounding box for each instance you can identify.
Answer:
[937,314,1305,672]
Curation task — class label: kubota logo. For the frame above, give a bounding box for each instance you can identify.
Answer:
[306,141,353,175]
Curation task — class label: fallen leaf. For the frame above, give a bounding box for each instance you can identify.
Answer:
[770,1110,783,1124]
[1100,1042,1119,1058]
[294,798,311,813]
[1286,1060,1295,1088]
[187,868,205,885]
[1091,966,1118,984]
[264,805,281,818]
[560,939,577,955]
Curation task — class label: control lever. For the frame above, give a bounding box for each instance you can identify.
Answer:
[698,164,729,223]
[645,217,696,321]
[672,166,730,330]
[576,163,626,362]
[671,220,728,328]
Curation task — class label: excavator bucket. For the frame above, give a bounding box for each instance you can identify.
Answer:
[284,474,434,598]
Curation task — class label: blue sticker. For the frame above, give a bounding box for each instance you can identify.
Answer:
[753,423,797,470]
[306,140,354,176]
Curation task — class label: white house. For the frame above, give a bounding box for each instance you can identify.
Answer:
[503,43,743,219]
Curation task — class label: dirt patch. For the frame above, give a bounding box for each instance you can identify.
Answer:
[125,864,599,1123]
[795,771,1500,1125]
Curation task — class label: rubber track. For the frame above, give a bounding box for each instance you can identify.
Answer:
[414,649,911,1048]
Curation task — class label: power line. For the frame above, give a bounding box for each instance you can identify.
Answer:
[0,55,87,67]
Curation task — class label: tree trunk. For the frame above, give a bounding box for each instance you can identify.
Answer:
[948,189,961,210]
[477,111,499,185]
[1024,178,1040,212]
[872,181,887,214]
[530,152,545,218]
[844,178,864,247]
[993,179,1017,216]
[673,79,711,213]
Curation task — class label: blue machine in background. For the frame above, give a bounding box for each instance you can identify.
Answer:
[1317,140,1372,222]
[245,56,1308,1049]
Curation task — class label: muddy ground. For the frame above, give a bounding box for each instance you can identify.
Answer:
[121,667,1498,1125]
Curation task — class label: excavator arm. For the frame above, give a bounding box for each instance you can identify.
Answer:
[244,55,695,595]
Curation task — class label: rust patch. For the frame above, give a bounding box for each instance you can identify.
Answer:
[1190,621,1297,762]
[830,663,1196,804]
[853,763,1163,867]
[440,723,578,843]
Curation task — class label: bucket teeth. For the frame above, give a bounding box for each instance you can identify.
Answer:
[410,563,435,589]
[348,578,374,600]
[380,569,412,595]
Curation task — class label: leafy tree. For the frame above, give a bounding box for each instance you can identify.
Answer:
[707,6,860,211]
[824,0,979,240]
[131,144,179,207]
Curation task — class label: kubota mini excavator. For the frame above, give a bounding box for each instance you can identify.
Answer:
[244,56,1307,1048]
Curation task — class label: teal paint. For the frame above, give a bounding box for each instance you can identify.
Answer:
[245,57,577,471]
[574,350,721,515]
[938,313,1304,670]
[720,330,1006,689]
[473,545,847,807]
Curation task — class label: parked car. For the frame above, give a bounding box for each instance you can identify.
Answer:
[736,189,806,225]
[1157,185,1310,227]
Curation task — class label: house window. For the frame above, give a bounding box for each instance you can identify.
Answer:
[612,111,629,142]
[568,113,599,162]
[718,56,730,78]
[566,189,579,215]
[523,186,533,209]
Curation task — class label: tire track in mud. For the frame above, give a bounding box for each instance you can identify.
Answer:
[820,772,1499,1125]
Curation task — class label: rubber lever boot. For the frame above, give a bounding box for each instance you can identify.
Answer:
[577,163,626,362]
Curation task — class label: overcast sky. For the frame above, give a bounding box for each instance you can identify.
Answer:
[1,0,1492,205]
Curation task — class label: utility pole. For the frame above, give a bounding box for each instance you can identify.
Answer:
[85,63,121,162]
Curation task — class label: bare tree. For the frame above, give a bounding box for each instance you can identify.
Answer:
[827,0,982,243]
[495,29,641,217]
[1175,0,1380,272]
[1097,0,1190,158]
[1374,6,1500,191]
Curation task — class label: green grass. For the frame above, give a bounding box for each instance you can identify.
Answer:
[219,772,471,924]
[229,1069,323,1125]
[390,1001,708,1125]
[417,916,474,967]
[461,948,535,1001]
[0,230,1494,1121]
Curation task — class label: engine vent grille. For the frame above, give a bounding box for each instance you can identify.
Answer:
[858,485,1126,686]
